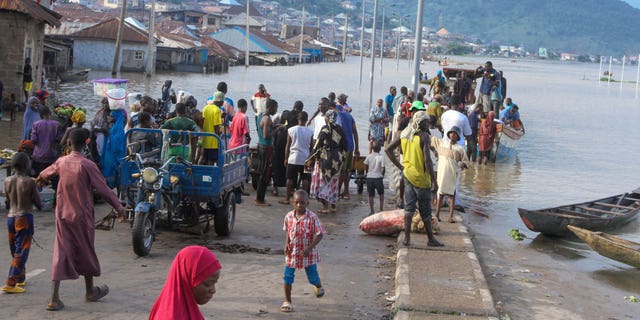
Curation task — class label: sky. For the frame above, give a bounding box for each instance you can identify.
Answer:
[623,0,640,8]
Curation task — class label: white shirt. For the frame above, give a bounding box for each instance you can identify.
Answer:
[440,110,472,147]
[364,152,385,178]
[287,125,314,165]
[312,114,326,139]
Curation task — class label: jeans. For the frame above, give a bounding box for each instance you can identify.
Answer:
[403,177,432,221]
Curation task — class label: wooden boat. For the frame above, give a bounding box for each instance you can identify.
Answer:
[494,122,525,161]
[58,69,90,82]
[518,188,640,236]
[567,225,640,269]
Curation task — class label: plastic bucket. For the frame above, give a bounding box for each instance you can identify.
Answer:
[106,88,127,110]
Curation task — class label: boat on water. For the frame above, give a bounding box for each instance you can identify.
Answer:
[518,188,640,237]
[494,122,524,161]
[568,225,640,269]
[58,69,90,82]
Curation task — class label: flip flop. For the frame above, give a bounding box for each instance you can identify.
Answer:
[46,300,64,311]
[313,286,325,298]
[278,200,291,205]
[318,209,329,214]
[254,201,272,207]
[280,301,294,312]
[86,284,109,302]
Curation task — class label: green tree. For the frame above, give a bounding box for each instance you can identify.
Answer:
[445,42,472,55]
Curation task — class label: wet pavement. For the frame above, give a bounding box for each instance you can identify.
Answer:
[0,189,397,319]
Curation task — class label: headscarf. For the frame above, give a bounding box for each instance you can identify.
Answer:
[401,111,429,142]
[481,111,496,133]
[437,70,445,86]
[325,109,338,125]
[71,110,86,124]
[22,97,42,140]
[149,246,222,320]
[35,89,49,102]
[18,140,35,153]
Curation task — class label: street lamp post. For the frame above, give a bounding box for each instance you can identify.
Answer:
[379,5,384,76]
[369,0,379,109]
[359,0,366,86]
[411,0,425,94]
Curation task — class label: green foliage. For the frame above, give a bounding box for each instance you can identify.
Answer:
[445,42,472,55]
[267,0,639,54]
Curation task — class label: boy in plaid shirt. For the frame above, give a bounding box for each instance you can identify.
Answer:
[281,190,326,312]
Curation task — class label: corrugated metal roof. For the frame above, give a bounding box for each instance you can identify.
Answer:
[224,12,263,27]
[210,27,286,54]
[0,0,61,27]
[70,18,149,43]
[200,36,235,58]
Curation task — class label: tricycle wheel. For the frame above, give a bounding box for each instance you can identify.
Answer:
[214,194,235,236]
[357,180,364,195]
[132,211,155,257]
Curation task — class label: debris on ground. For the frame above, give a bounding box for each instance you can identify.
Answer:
[205,243,272,254]
[508,228,526,241]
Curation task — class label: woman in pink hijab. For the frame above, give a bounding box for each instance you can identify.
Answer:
[149,246,222,320]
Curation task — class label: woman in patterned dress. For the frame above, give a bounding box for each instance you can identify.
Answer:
[308,107,347,213]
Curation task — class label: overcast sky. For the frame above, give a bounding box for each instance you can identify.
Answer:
[623,0,640,8]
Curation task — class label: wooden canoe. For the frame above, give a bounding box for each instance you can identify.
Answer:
[518,188,640,237]
[58,69,90,82]
[568,225,640,269]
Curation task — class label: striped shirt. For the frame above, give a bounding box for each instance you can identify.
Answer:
[283,209,326,269]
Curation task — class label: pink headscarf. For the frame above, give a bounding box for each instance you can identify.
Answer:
[149,246,222,320]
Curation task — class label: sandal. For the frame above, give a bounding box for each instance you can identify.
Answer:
[46,300,64,311]
[254,201,272,207]
[313,286,325,298]
[318,209,329,214]
[280,301,294,312]
[86,284,109,302]
[278,200,291,205]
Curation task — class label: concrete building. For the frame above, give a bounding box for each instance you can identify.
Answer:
[0,0,61,102]
[69,18,154,72]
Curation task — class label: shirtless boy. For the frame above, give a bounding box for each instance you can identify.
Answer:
[2,152,41,293]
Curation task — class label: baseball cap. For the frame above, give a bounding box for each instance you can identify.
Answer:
[213,91,225,102]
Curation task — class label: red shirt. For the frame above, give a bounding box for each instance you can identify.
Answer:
[229,112,249,149]
[283,209,326,269]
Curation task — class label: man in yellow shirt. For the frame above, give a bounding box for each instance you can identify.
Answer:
[201,91,224,165]
[386,111,442,247]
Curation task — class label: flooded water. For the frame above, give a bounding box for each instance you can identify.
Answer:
[1,56,639,316]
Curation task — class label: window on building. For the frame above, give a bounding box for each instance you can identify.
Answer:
[135,51,144,60]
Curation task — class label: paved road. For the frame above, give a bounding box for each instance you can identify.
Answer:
[0,191,396,319]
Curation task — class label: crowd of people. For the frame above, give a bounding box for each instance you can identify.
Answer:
[2,60,525,315]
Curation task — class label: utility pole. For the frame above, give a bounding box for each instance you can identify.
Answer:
[411,0,425,94]
[359,0,366,86]
[112,0,127,76]
[341,13,348,62]
[245,0,250,67]
[145,0,156,77]
[299,5,305,64]
[368,0,379,109]
[379,5,384,76]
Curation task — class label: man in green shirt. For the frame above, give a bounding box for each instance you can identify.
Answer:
[161,103,199,161]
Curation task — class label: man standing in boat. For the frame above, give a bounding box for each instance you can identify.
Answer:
[475,61,501,116]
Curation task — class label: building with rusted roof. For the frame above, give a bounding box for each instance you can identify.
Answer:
[154,18,233,73]
[69,17,155,72]
[0,0,61,102]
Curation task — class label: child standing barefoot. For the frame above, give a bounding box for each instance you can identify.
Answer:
[431,126,468,223]
[2,152,41,293]
[281,190,326,312]
[364,141,385,215]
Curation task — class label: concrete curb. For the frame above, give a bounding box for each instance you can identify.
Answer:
[393,215,498,319]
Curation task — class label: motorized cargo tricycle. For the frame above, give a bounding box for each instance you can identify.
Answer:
[120,128,249,257]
